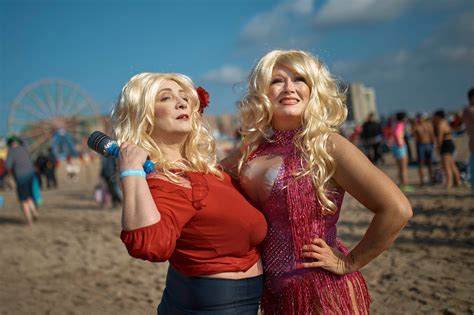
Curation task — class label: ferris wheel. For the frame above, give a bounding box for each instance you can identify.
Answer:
[8,79,101,159]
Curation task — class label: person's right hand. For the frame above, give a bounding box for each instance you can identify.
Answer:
[117,142,149,171]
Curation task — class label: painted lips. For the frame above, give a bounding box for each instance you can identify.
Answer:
[176,114,189,120]
[279,97,299,105]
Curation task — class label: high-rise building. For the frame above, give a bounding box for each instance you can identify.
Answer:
[346,82,377,124]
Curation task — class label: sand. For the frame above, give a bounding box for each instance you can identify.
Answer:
[0,145,473,315]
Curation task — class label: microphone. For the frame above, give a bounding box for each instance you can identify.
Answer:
[87,131,155,174]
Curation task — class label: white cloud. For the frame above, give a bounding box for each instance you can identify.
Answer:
[393,50,410,65]
[240,0,314,42]
[237,0,470,51]
[241,11,284,41]
[289,0,313,15]
[314,0,411,27]
[314,0,473,28]
[202,65,246,84]
[438,46,474,64]
[331,60,359,74]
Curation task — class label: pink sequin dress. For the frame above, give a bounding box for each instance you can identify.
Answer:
[240,129,371,314]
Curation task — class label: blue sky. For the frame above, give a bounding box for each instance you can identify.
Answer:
[1,0,473,137]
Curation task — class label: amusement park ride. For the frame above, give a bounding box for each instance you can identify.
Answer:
[8,79,102,159]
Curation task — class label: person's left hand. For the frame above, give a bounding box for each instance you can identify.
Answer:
[301,238,354,275]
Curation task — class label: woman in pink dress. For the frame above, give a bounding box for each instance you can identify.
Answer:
[231,50,412,314]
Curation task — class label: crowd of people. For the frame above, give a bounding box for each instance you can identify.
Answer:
[1,137,124,225]
[349,101,472,192]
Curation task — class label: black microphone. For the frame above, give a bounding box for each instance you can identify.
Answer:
[87,131,155,174]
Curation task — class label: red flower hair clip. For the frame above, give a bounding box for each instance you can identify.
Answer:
[196,86,209,114]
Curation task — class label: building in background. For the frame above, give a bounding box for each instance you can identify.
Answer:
[346,82,378,125]
[0,138,6,160]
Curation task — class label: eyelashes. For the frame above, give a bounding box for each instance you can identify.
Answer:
[295,76,306,83]
[270,77,307,85]
[159,94,190,103]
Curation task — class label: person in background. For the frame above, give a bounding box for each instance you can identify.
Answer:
[391,112,414,192]
[360,112,383,165]
[433,110,461,189]
[462,87,474,195]
[404,116,415,165]
[100,156,122,208]
[65,155,80,181]
[112,72,267,314]
[34,152,48,188]
[412,113,436,185]
[0,158,6,190]
[45,147,57,189]
[5,136,39,225]
[232,49,412,314]
[348,124,362,144]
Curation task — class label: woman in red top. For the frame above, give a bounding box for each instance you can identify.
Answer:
[111,72,267,314]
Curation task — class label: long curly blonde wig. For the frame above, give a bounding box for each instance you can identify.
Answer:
[112,72,222,181]
[238,50,347,213]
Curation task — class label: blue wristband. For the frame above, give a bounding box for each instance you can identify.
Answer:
[120,169,146,179]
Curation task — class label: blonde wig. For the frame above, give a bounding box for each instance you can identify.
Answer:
[112,72,222,181]
[239,50,347,213]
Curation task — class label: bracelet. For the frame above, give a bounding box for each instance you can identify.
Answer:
[120,169,146,179]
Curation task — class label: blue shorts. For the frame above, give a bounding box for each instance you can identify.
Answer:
[391,145,407,160]
[158,266,263,314]
[416,143,433,163]
[15,173,34,201]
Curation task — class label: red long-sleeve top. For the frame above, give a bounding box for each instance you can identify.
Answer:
[120,171,267,277]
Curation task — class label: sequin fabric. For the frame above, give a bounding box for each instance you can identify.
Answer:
[243,129,371,314]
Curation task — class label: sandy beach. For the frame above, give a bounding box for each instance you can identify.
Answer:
[0,142,473,315]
